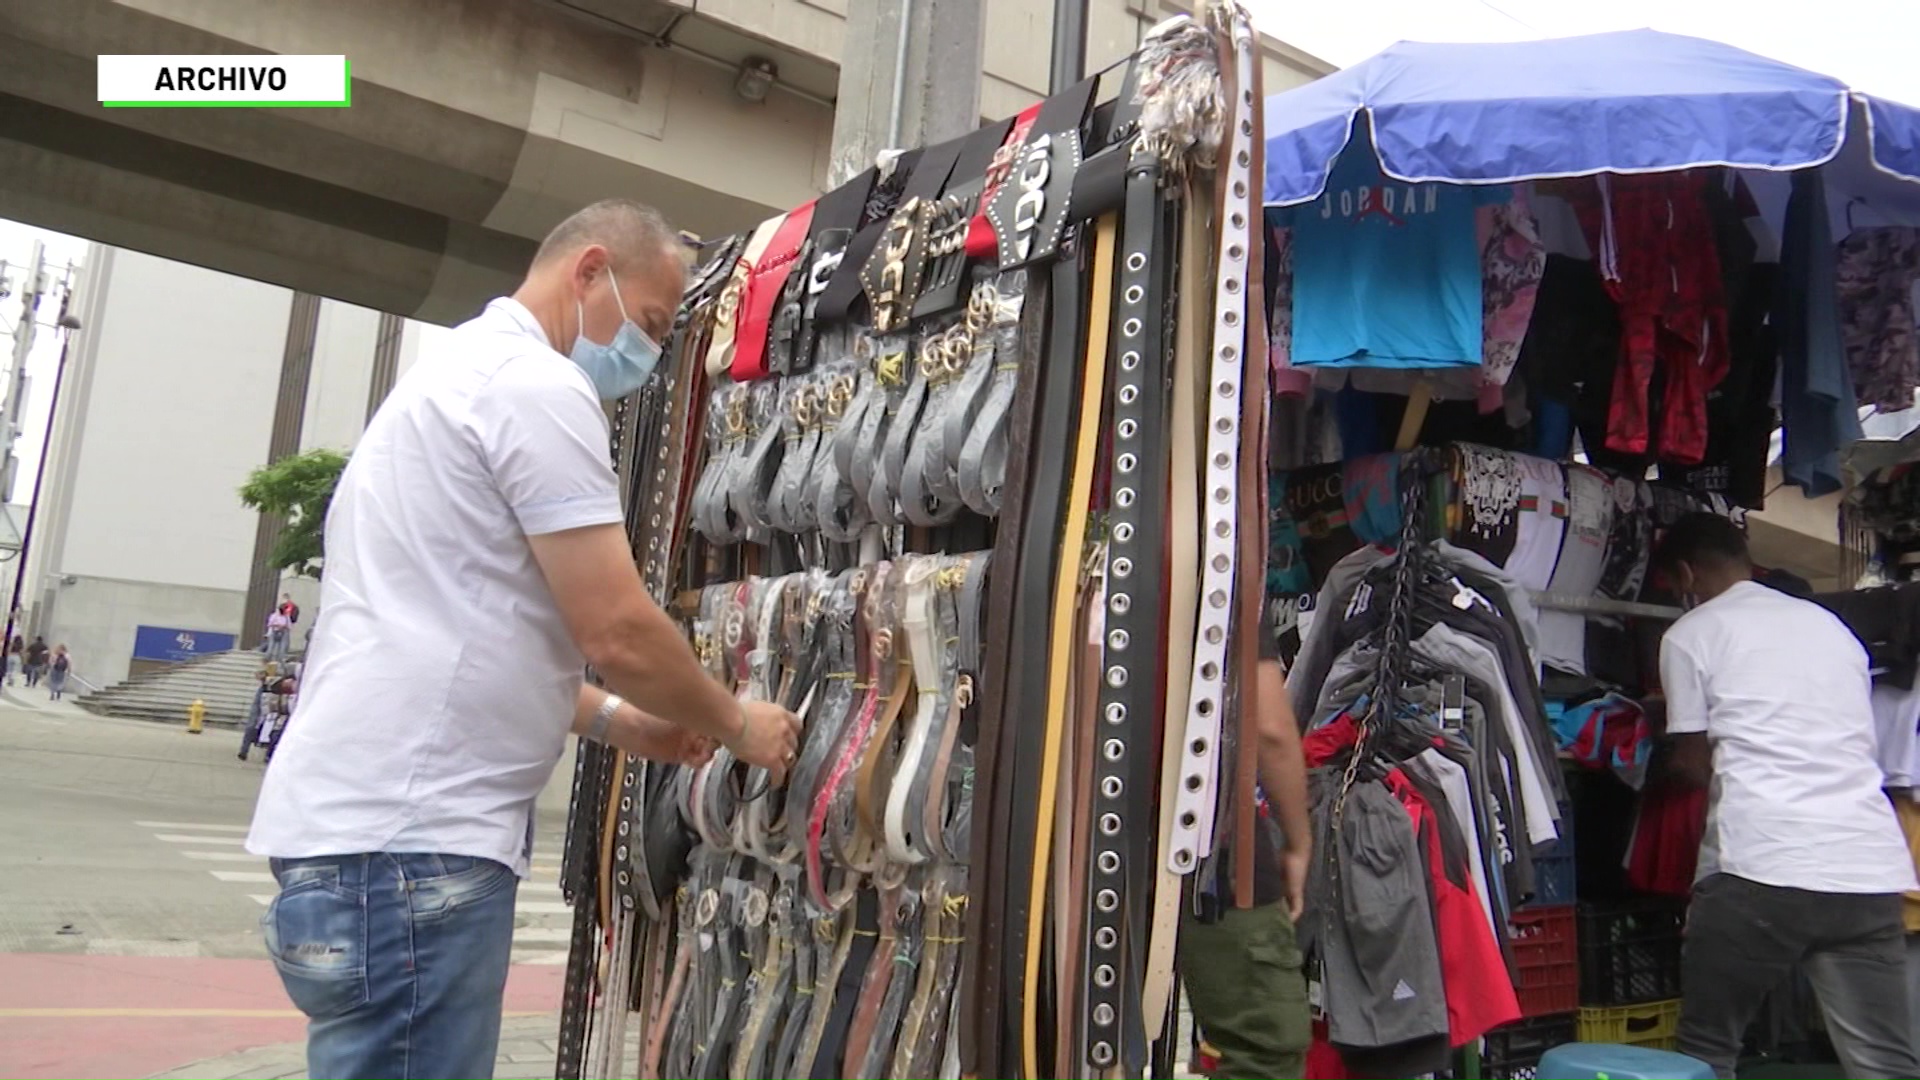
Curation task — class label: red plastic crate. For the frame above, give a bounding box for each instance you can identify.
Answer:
[1509,905,1578,1018]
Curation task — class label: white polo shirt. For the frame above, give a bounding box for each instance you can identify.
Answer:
[1662,580,1916,894]
[247,298,623,876]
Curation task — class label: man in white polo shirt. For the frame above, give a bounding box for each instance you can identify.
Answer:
[1655,513,1918,1079]
[246,199,799,1080]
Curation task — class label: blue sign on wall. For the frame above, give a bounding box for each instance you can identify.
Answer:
[131,625,238,664]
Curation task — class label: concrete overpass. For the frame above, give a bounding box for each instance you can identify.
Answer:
[0,0,1334,325]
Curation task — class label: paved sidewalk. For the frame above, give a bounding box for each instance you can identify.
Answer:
[149,1013,567,1080]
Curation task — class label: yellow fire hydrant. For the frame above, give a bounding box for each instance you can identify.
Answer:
[187,699,205,735]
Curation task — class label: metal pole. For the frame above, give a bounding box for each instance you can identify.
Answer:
[3,304,74,652]
[1049,0,1089,92]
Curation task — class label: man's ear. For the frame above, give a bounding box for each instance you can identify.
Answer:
[572,244,611,289]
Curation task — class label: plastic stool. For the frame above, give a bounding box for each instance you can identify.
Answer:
[1536,1042,1715,1079]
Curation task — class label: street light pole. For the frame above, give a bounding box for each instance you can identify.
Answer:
[1,285,79,653]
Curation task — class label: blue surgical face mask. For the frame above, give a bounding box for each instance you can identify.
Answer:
[569,268,663,400]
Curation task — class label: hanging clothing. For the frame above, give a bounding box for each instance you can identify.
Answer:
[1478,186,1547,393]
[1777,168,1865,497]
[1268,220,1312,397]
[1552,172,1732,466]
[1538,464,1616,675]
[1508,456,1568,594]
[1287,137,1511,369]
[1624,781,1709,897]
[1836,227,1920,412]
[1301,775,1450,1052]
[1671,174,1778,509]
[1383,768,1522,1046]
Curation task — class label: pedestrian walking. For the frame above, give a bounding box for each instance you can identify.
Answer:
[238,664,274,762]
[46,645,70,701]
[245,199,800,1080]
[7,636,22,687]
[263,609,290,662]
[24,636,48,688]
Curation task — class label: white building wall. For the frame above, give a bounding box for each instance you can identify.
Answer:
[300,300,382,455]
[56,249,289,591]
[25,245,291,684]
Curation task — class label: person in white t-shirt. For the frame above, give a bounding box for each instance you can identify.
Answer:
[1654,513,1918,1079]
[245,199,799,1080]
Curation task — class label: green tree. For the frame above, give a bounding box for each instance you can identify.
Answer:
[239,448,348,578]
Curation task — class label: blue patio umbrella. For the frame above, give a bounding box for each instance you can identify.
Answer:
[1262,27,1920,222]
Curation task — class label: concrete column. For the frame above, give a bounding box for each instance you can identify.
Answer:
[366,311,404,423]
[240,291,320,645]
[827,0,986,187]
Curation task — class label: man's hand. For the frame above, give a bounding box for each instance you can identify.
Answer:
[729,700,801,783]
[1280,839,1311,923]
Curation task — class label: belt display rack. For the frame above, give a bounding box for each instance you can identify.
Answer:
[555,5,1268,1077]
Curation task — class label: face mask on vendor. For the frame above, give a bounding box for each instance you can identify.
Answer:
[569,268,663,401]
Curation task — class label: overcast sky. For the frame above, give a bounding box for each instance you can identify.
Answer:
[1244,0,1920,107]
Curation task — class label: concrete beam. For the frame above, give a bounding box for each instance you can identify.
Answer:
[0,0,830,322]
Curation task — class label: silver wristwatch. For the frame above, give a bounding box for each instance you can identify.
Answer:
[588,692,624,744]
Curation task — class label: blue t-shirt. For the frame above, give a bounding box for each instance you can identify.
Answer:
[1289,141,1510,368]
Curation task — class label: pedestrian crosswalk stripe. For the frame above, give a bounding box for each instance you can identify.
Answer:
[521,881,560,895]
[250,895,275,906]
[135,821,250,833]
[180,851,265,862]
[515,901,570,915]
[210,870,275,883]
[511,950,569,966]
[155,834,248,846]
[511,928,571,943]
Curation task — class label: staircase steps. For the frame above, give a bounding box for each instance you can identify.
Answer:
[77,649,288,728]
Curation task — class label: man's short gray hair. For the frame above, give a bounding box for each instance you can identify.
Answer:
[532,198,681,272]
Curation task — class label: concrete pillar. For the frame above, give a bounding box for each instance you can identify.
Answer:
[366,311,404,423]
[240,291,319,646]
[827,0,987,187]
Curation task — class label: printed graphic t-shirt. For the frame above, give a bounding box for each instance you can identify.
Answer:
[1289,140,1512,369]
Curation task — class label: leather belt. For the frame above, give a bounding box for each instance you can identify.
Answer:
[762,371,821,537]
[708,215,783,377]
[786,171,876,376]
[1229,3,1271,911]
[1144,176,1209,1035]
[915,119,1015,320]
[955,275,1030,516]
[735,201,817,382]
[961,72,1097,1079]
[1169,2,1259,875]
[815,348,878,541]
[728,380,787,535]
[796,357,861,540]
[885,556,963,864]
[852,333,911,527]
[1085,74,1174,1073]
[1023,208,1115,1080]
[805,888,880,1077]
[690,382,750,545]
[900,282,997,526]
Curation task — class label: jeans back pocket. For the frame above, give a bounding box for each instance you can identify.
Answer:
[264,864,369,1020]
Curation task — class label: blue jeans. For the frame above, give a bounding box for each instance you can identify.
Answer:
[263,853,519,1079]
